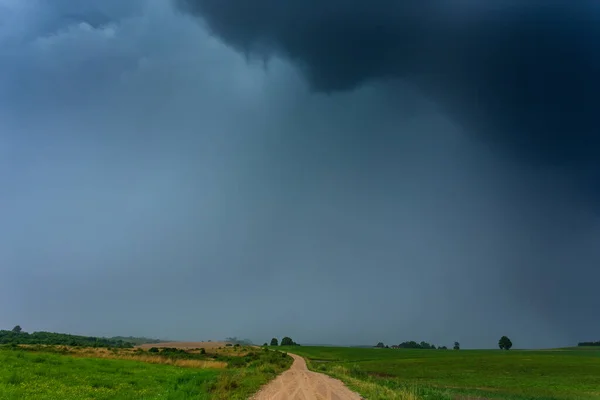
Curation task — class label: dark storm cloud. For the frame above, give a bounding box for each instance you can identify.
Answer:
[175,0,600,344]
[177,0,600,187]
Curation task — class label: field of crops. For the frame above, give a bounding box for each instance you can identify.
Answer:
[284,346,600,400]
[0,345,292,400]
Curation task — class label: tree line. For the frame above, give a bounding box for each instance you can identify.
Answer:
[578,341,600,347]
[1,326,134,348]
[375,341,456,350]
[376,336,514,351]
[266,337,300,346]
[110,336,164,346]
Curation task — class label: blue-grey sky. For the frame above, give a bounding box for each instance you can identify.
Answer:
[1,0,598,349]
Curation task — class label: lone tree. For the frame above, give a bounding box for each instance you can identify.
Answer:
[453,341,460,350]
[281,336,295,346]
[270,338,279,346]
[498,336,513,350]
[375,342,385,348]
[11,325,22,334]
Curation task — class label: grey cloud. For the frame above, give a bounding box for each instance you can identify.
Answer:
[0,0,598,348]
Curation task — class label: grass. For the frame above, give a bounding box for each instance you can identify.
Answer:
[0,345,292,399]
[280,346,600,400]
[209,347,293,398]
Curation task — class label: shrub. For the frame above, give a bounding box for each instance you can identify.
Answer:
[227,357,247,369]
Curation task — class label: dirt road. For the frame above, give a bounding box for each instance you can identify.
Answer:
[252,353,363,400]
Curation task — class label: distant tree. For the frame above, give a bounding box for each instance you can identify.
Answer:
[270,338,279,346]
[419,341,437,349]
[263,343,268,347]
[148,347,159,353]
[11,326,22,334]
[439,346,448,350]
[281,337,295,346]
[499,336,513,350]
[375,342,385,348]
[453,341,460,350]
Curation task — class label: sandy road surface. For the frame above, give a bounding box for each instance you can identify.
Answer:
[252,353,363,400]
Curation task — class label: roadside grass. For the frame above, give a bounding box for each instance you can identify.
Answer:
[0,345,292,399]
[208,347,293,399]
[280,346,600,400]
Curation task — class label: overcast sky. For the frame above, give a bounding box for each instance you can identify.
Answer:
[1,0,598,349]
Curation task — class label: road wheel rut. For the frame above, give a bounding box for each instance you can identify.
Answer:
[252,353,363,400]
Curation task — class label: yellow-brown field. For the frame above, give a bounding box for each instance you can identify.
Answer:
[18,344,227,369]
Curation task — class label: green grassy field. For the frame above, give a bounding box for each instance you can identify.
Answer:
[0,346,292,399]
[281,346,600,400]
